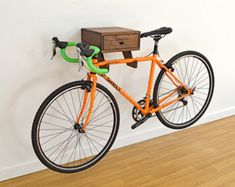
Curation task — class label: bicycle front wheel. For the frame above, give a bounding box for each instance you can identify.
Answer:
[153,51,214,129]
[32,81,120,173]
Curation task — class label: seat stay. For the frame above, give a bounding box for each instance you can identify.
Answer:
[161,64,190,92]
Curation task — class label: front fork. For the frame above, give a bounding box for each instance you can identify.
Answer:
[76,73,97,130]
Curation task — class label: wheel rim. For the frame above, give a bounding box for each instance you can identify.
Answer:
[36,84,117,171]
[157,55,213,127]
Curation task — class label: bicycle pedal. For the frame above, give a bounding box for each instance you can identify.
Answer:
[131,114,152,129]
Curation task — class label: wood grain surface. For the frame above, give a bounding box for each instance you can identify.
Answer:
[1,116,235,187]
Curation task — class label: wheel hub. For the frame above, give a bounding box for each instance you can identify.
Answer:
[178,86,189,106]
[74,123,85,133]
[178,86,188,95]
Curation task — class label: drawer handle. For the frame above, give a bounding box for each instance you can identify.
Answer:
[119,41,124,45]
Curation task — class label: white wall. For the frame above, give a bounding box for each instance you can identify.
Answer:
[1,0,235,181]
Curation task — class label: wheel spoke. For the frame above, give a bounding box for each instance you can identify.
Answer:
[33,83,118,172]
[89,106,112,122]
[40,129,71,139]
[159,88,177,98]
[88,120,113,129]
[55,100,74,123]
[85,135,100,153]
[86,135,105,148]
[67,132,80,165]
[77,89,82,116]
[42,121,72,129]
[156,54,213,128]
[45,113,73,124]
[86,132,109,141]
[89,112,113,124]
[62,94,75,122]
[70,90,77,118]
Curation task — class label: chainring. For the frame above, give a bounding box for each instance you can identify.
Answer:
[132,99,153,122]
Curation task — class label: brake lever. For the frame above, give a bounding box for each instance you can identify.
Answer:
[51,41,56,60]
[77,47,83,72]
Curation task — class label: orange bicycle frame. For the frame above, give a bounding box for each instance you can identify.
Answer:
[78,54,192,129]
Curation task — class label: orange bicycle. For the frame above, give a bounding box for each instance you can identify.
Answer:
[32,27,214,173]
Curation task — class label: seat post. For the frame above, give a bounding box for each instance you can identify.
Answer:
[153,35,162,54]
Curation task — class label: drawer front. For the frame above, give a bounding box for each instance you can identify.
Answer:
[103,34,139,51]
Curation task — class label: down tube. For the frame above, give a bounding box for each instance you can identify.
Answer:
[99,74,146,114]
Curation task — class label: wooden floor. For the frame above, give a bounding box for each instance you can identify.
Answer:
[2,116,235,187]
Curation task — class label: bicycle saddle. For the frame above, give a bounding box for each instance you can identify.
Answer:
[140,27,172,38]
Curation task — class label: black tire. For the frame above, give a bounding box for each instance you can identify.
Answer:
[153,51,214,129]
[32,81,120,173]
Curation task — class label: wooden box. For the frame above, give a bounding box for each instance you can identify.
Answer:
[81,27,141,68]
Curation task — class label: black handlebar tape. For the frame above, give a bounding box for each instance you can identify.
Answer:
[52,37,59,42]
[77,42,94,57]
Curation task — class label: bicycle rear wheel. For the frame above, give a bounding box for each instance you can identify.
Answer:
[32,81,119,173]
[153,51,214,129]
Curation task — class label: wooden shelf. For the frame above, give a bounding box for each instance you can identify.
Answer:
[81,27,141,69]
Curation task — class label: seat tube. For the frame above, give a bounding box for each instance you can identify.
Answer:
[145,57,156,111]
